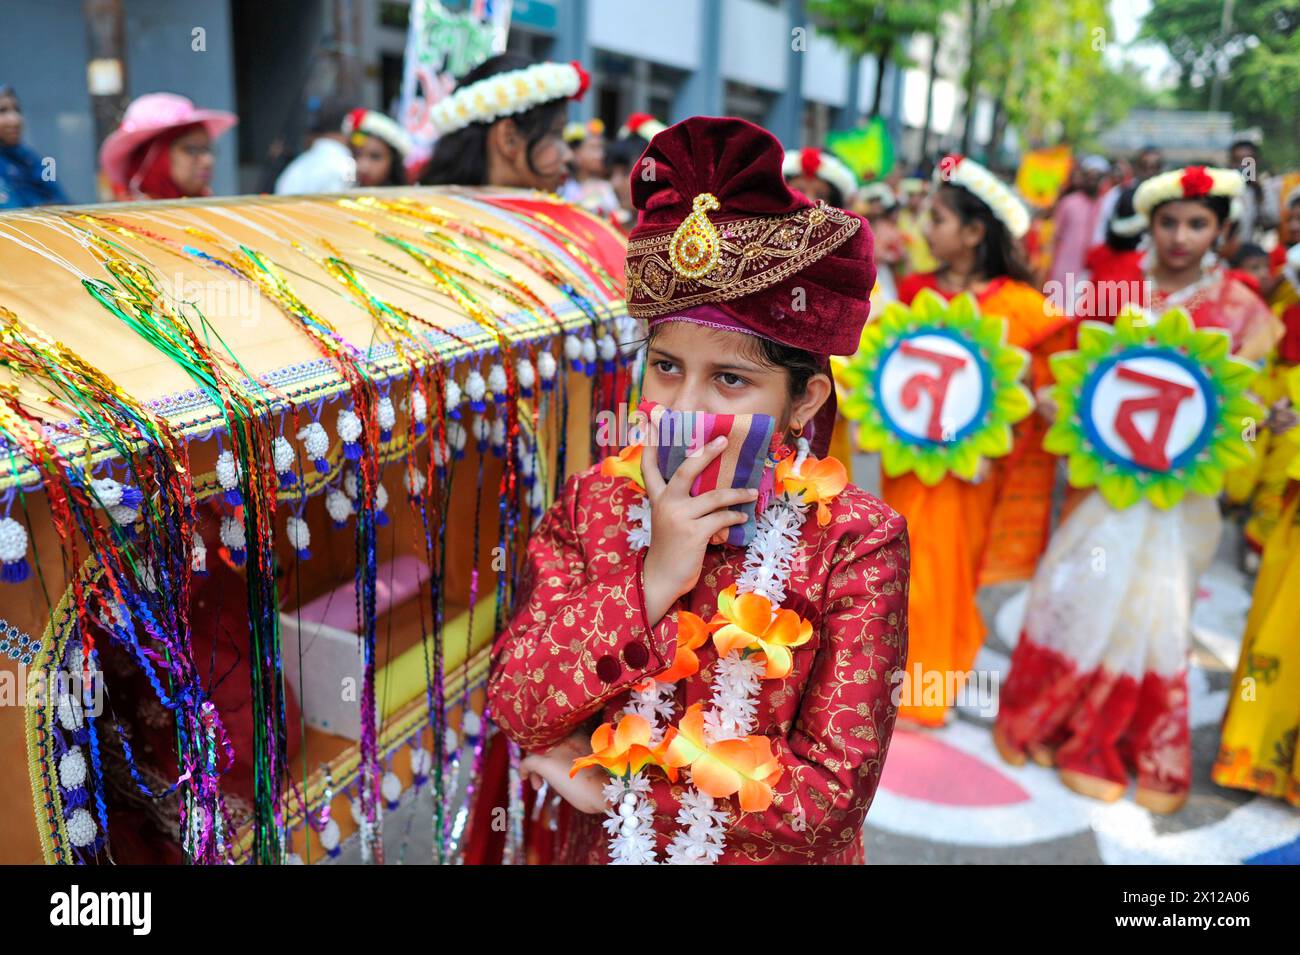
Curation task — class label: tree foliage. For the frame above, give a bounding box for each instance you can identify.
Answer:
[807,0,958,115]
[1141,0,1300,167]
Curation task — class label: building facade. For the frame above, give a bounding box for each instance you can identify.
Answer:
[2,0,1000,204]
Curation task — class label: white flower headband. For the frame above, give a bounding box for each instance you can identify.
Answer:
[934,154,1030,239]
[1132,165,1243,219]
[343,108,414,157]
[430,60,590,137]
[782,148,858,204]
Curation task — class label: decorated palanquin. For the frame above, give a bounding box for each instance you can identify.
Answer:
[0,187,633,864]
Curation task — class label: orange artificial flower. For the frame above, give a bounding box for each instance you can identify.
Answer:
[710,585,814,679]
[634,610,713,691]
[661,703,783,812]
[569,713,665,778]
[775,453,847,526]
[600,443,645,493]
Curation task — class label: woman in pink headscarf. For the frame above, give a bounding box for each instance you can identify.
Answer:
[98,93,236,200]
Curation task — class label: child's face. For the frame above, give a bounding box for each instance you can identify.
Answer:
[923,190,981,265]
[642,321,826,431]
[1240,255,1269,287]
[1287,203,1300,243]
[1150,200,1223,272]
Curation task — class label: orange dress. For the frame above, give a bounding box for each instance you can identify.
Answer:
[885,273,1070,726]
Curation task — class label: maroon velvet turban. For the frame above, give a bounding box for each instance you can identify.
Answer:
[623,116,876,454]
[624,116,875,356]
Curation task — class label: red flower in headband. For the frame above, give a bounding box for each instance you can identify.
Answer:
[570,61,591,101]
[800,147,822,178]
[1180,165,1214,198]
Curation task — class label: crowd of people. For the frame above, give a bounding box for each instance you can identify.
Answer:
[2,48,1296,862]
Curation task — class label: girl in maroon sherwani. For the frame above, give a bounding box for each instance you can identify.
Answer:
[485,117,910,864]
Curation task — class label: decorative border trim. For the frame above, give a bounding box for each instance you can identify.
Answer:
[624,205,859,318]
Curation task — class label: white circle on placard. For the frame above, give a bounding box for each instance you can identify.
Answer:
[1087,354,1210,470]
[879,332,986,444]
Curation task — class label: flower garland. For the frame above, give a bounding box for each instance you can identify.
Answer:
[935,154,1030,239]
[1132,165,1244,219]
[430,60,590,137]
[576,435,848,864]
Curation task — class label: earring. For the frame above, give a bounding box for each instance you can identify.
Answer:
[790,421,810,475]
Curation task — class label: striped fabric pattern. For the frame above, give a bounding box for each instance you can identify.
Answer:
[638,398,776,546]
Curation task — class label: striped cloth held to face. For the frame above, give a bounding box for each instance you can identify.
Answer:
[637,397,778,546]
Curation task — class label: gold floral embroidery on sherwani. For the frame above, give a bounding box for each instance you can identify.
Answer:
[487,463,910,864]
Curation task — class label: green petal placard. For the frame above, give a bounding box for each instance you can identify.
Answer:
[836,288,1035,485]
[1043,308,1264,510]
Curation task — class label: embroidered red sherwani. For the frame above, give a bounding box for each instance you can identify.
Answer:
[487,463,909,864]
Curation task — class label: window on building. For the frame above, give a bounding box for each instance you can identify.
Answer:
[380,52,404,116]
[724,81,776,128]
[505,28,555,61]
[591,52,682,132]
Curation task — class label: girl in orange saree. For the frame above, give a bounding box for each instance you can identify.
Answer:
[886,156,1071,727]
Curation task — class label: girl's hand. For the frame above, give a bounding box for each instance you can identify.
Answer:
[519,733,609,815]
[1266,397,1298,436]
[641,435,758,626]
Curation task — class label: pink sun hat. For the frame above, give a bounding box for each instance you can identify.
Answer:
[98,93,237,186]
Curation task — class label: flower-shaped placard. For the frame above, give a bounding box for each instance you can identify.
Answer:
[837,288,1034,485]
[1043,308,1263,509]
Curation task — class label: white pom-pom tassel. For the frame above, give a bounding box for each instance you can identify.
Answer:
[461,710,482,738]
[297,421,331,474]
[581,336,597,374]
[472,414,490,450]
[319,818,341,856]
[59,748,88,789]
[448,421,467,459]
[0,516,31,584]
[445,377,463,419]
[58,692,85,731]
[487,362,508,404]
[90,476,141,509]
[382,771,403,809]
[490,417,506,456]
[215,450,242,506]
[410,388,428,436]
[404,468,427,498]
[516,356,536,397]
[564,333,582,369]
[273,436,297,488]
[286,515,311,560]
[106,504,139,530]
[337,407,363,460]
[537,349,557,390]
[598,333,617,371]
[616,314,642,355]
[464,368,487,412]
[343,470,359,501]
[374,483,389,526]
[65,808,97,848]
[219,515,246,566]
[326,488,353,528]
[377,395,397,442]
[410,747,433,781]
